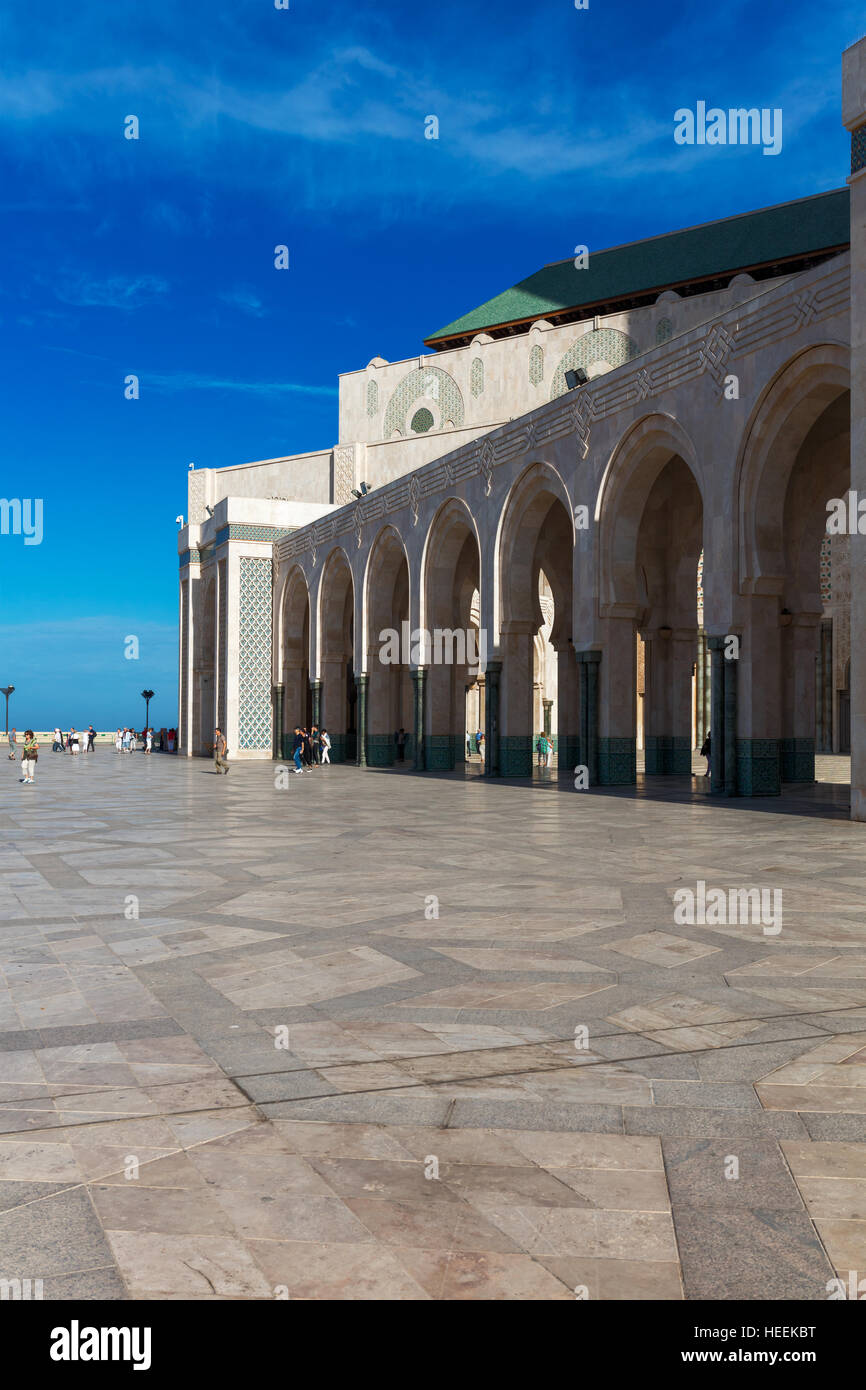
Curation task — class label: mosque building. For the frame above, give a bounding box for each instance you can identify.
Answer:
[177,35,866,817]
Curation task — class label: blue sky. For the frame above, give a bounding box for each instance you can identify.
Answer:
[0,0,861,730]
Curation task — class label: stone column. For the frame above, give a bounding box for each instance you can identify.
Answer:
[273,684,284,760]
[708,636,726,794]
[724,645,738,797]
[485,660,501,777]
[844,37,866,818]
[781,615,818,782]
[355,673,368,767]
[499,623,534,777]
[310,678,322,732]
[411,668,427,771]
[576,651,600,787]
[595,615,636,785]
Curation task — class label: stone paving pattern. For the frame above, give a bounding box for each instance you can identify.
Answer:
[0,752,864,1300]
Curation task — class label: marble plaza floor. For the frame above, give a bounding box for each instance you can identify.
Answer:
[1,749,865,1301]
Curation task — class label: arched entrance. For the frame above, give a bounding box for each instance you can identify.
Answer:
[280,566,311,757]
[365,527,412,766]
[318,549,356,762]
[497,465,577,777]
[422,499,482,770]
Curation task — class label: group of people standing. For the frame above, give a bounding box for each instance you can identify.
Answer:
[465,729,486,760]
[291,726,331,773]
[48,726,97,754]
[536,732,555,768]
[114,728,154,754]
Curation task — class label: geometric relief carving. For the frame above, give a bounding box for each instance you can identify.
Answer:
[550,329,640,400]
[384,367,465,437]
[188,468,207,524]
[238,556,273,750]
[334,446,355,506]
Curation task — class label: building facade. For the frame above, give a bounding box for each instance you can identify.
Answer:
[178,36,866,817]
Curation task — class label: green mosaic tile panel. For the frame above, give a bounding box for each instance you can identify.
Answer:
[779,737,815,784]
[550,329,640,400]
[470,357,484,398]
[644,735,691,775]
[737,739,781,797]
[179,549,201,568]
[383,366,464,437]
[215,525,295,546]
[852,123,866,175]
[366,379,378,418]
[427,735,457,770]
[500,736,533,778]
[529,343,544,386]
[367,734,396,767]
[598,737,637,785]
[238,556,273,751]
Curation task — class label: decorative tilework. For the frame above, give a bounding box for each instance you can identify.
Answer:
[411,407,435,434]
[215,525,295,546]
[188,468,207,524]
[179,549,202,568]
[598,737,637,785]
[852,122,866,175]
[383,367,465,438]
[557,734,581,770]
[217,560,227,734]
[238,556,273,751]
[500,736,533,778]
[529,343,544,386]
[550,329,640,400]
[367,734,396,766]
[334,446,355,506]
[470,357,484,398]
[427,734,460,770]
[366,379,378,417]
[736,739,781,796]
[779,737,815,784]
[644,735,691,775]
[656,318,673,344]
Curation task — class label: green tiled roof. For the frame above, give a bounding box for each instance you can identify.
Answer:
[425,188,850,347]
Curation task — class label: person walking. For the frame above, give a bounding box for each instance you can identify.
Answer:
[20,730,38,784]
[115,729,122,753]
[310,725,320,766]
[145,728,153,755]
[69,728,80,756]
[87,725,96,753]
[7,728,16,761]
[536,732,546,768]
[121,728,130,753]
[545,734,554,770]
[395,728,407,762]
[292,727,304,773]
[475,728,483,757]
[213,727,229,774]
[478,732,485,763]
[700,730,711,777]
[320,728,331,764]
[53,727,63,752]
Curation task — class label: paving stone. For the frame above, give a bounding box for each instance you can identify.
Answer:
[661,1137,807,1211]
[672,1207,835,1299]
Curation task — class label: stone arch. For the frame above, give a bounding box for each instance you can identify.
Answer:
[280,565,312,743]
[597,414,703,613]
[193,572,216,755]
[736,344,850,596]
[421,497,483,769]
[550,328,640,400]
[383,366,465,438]
[364,526,412,764]
[734,344,850,786]
[318,547,356,761]
[495,461,577,775]
[596,415,705,779]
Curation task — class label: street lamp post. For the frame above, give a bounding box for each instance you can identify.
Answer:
[141,689,154,732]
[0,686,14,736]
